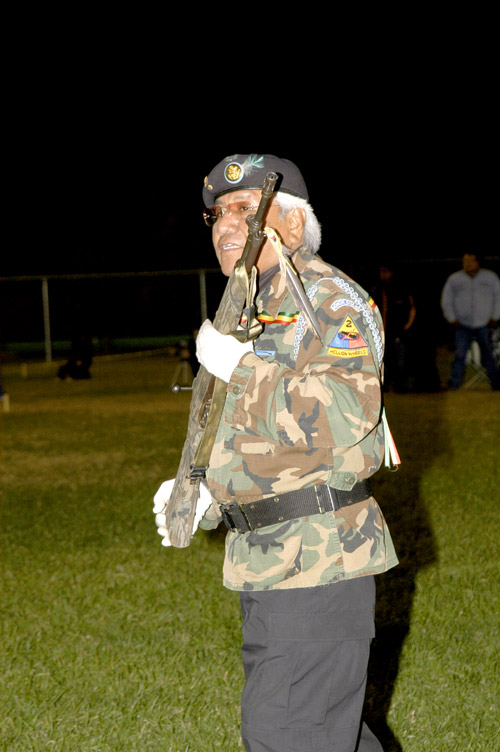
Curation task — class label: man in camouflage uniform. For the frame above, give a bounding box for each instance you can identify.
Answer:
[154,155,398,752]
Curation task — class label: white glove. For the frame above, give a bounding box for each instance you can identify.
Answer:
[196,319,254,382]
[153,479,213,547]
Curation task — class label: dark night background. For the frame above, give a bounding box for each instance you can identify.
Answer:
[5,44,497,279]
[11,121,497,278]
[2,58,498,358]
[3,10,497,279]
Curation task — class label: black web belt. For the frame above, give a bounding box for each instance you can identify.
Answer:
[219,481,372,534]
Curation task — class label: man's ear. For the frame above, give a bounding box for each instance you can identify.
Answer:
[287,208,306,248]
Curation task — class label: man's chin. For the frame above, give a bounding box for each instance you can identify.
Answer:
[219,249,243,276]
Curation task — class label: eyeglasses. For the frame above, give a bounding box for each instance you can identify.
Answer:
[203,201,260,227]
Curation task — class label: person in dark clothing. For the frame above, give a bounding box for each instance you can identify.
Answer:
[371,262,416,392]
[58,331,93,380]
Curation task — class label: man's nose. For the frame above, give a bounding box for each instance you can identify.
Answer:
[217,207,241,233]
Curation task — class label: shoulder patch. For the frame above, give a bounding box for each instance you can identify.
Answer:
[328,315,369,357]
[331,298,358,312]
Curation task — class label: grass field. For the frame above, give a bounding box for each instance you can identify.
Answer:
[1,353,499,751]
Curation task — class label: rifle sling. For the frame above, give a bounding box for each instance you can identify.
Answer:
[190,376,228,477]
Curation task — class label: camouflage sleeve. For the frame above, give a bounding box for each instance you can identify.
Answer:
[224,295,382,450]
[198,501,222,530]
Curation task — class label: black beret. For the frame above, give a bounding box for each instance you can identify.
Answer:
[202,154,308,207]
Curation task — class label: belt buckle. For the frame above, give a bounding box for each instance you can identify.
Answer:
[220,502,251,534]
[314,485,339,514]
[314,485,326,514]
[220,503,237,532]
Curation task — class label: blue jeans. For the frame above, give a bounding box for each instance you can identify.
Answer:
[450,325,499,389]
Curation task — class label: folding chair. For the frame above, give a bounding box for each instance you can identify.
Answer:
[464,340,490,389]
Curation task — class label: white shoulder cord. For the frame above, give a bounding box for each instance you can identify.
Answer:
[290,272,401,470]
[331,276,401,470]
[382,411,401,469]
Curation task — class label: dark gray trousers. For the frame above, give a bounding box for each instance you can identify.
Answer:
[239,577,383,752]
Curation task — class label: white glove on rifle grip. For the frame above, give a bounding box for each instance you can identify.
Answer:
[153,479,212,547]
[196,319,254,382]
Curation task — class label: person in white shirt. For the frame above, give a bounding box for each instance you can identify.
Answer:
[441,253,500,390]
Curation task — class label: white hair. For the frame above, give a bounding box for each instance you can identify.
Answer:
[274,191,322,253]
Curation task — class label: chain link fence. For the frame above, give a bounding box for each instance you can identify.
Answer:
[0,269,225,362]
[1,258,499,370]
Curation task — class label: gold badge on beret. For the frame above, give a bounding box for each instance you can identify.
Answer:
[224,162,243,184]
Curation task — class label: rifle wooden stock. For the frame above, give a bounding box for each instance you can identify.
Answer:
[164,172,278,548]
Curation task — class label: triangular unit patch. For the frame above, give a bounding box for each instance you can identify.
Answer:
[328,315,369,357]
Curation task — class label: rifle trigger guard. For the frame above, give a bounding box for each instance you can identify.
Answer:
[230,321,263,343]
[231,260,262,342]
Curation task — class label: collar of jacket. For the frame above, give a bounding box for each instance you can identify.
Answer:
[256,245,315,320]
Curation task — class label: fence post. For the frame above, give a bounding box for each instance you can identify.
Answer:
[199,270,207,323]
[41,277,52,362]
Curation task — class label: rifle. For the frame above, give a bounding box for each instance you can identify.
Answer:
[164,171,279,547]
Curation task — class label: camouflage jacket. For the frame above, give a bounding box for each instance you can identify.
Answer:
[199,246,398,591]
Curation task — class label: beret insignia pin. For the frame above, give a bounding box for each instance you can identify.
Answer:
[224,162,244,184]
